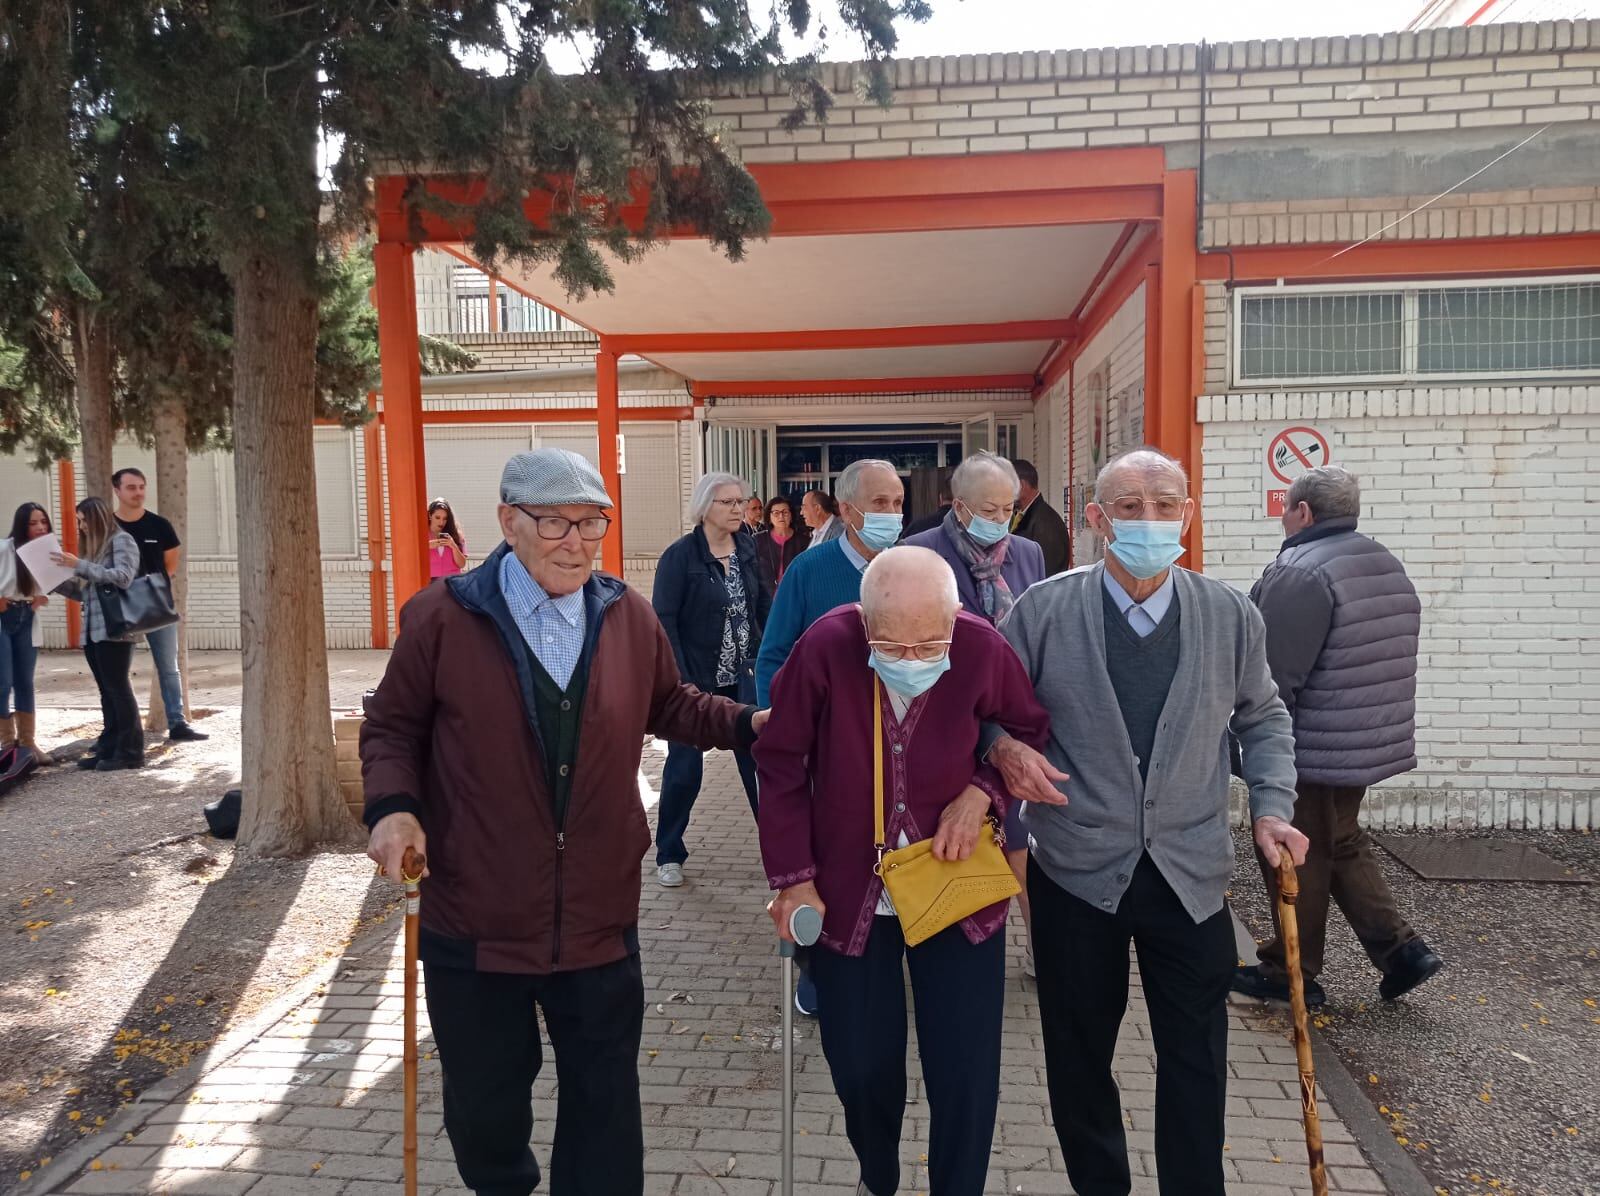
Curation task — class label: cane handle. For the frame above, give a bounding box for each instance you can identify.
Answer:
[401,847,427,886]
[1277,855,1300,903]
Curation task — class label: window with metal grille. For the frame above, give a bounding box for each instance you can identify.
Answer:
[1234,278,1600,385]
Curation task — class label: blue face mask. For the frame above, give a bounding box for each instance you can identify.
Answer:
[958,502,1010,547]
[1107,519,1185,579]
[868,650,952,700]
[853,511,903,552]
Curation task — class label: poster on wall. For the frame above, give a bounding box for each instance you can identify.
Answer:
[1112,383,1144,451]
[1086,360,1110,471]
[1263,425,1333,517]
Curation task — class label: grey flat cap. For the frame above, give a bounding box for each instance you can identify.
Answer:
[500,448,614,510]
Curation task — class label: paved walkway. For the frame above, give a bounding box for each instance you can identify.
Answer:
[39,741,1390,1195]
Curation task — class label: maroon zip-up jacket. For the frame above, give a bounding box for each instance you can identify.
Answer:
[361,544,755,974]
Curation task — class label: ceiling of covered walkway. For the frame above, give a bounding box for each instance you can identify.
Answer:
[384,148,1169,395]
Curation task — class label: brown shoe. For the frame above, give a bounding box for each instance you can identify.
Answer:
[15,712,50,765]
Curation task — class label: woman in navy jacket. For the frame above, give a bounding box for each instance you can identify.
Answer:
[650,472,771,887]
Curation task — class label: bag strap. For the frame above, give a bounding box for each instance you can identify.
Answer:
[873,674,885,875]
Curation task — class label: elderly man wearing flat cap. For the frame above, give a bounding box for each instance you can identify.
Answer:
[363,448,767,1196]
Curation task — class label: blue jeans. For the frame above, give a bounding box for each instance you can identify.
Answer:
[0,606,37,717]
[144,622,186,729]
[654,676,758,867]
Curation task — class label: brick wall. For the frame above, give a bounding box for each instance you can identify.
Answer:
[713,20,1599,162]
[1199,386,1600,830]
[448,331,599,372]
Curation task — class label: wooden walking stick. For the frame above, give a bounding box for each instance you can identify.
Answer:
[401,847,427,1196]
[1277,853,1329,1196]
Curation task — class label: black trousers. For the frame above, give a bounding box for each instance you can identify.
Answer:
[1030,854,1235,1196]
[1256,780,1416,982]
[655,681,759,866]
[83,639,141,763]
[810,918,1005,1196]
[422,955,645,1196]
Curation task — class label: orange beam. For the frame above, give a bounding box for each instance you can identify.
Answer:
[596,347,624,576]
[419,407,693,424]
[1197,233,1600,283]
[1153,170,1201,570]
[373,243,431,606]
[607,320,1076,356]
[691,374,1036,398]
[58,459,80,649]
[362,396,390,650]
[375,149,1167,244]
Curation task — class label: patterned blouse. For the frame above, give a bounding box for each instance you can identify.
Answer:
[715,551,754,688]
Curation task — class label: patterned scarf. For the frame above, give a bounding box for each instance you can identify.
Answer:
[940,508,1013,624]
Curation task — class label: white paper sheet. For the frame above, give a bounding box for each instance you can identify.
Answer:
[16,533,76,594]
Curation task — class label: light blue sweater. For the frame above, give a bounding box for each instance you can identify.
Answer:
[754,539,864,706]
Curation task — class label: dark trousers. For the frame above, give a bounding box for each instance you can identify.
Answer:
[1256,780,1416,982]
[83,639,141,763]
[654,682,758,866]
[810,918,1005,1196]
[1030,854,1234,1196]
[422,955,646,1196]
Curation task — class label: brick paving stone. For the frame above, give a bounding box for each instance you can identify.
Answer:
[44,749,1393,1194]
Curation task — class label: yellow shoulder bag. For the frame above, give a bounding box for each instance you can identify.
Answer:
[873,676,1021,947]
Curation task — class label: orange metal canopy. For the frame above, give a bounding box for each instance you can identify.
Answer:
[371,147,1200,601]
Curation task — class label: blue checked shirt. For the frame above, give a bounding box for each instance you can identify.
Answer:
[499,552,586,689]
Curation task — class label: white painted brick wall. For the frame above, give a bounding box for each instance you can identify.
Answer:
[1199,386,1600,829]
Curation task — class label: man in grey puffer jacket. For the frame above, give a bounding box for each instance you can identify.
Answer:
[1233,465,1444,1008]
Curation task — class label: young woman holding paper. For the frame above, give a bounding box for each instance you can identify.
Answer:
[52,498,143,771]
[0,502,54,761]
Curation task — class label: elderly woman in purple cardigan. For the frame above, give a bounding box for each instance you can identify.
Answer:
[756,546,1054,1196]
[904,449,1046,971]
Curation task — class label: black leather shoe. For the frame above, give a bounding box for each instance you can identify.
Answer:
[95,758,144,772]
[77,755,103,770]
[1231,964,1327,1008]
[1379,939,1444,1001]
[167,723,210,742]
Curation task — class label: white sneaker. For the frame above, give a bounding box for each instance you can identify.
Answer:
[657,863,684,888]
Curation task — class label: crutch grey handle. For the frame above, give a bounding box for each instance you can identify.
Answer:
[788,904,822,948]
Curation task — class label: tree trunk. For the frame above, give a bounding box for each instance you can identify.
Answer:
[71,305,116,500]
[229,242,352,855]
[147,392,188,730]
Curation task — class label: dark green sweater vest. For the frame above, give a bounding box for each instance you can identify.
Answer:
[1102,585,1182,785]
[521,642,586,826]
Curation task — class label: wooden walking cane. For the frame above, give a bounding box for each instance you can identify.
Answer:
[1276,853,1329,1196]
[401,847,427,1196]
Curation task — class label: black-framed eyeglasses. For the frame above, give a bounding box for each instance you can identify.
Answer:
[515,505,612,542]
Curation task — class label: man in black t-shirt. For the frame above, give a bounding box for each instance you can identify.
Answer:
[113,468,208,742]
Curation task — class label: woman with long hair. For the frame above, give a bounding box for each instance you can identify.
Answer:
[52,497,143,770]
[752,494,808,598]
[0,502,54,761]
[427,498,468,578]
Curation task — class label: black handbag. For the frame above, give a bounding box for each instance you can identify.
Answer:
[97,572,180,640]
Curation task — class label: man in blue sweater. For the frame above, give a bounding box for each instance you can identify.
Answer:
[754,457,903,1018]
[754,458,905,705]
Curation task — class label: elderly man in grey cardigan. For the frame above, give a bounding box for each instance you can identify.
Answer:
[984,447,1307,1196]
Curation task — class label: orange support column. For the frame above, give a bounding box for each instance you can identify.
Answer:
[59,459,80,648]
[596,344,625,576]
[373,242,430,606]
[1152,170,1203,569]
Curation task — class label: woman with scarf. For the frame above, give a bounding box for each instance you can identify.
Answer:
[905,450,1045,972]
[650,472,772,888]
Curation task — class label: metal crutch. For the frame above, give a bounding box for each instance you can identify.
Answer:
[780,905,823,1196]
[1277,854,1329,1196]
[401,847,427,1196]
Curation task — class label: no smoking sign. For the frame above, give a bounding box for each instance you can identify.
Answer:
[1263,425,1331,517]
